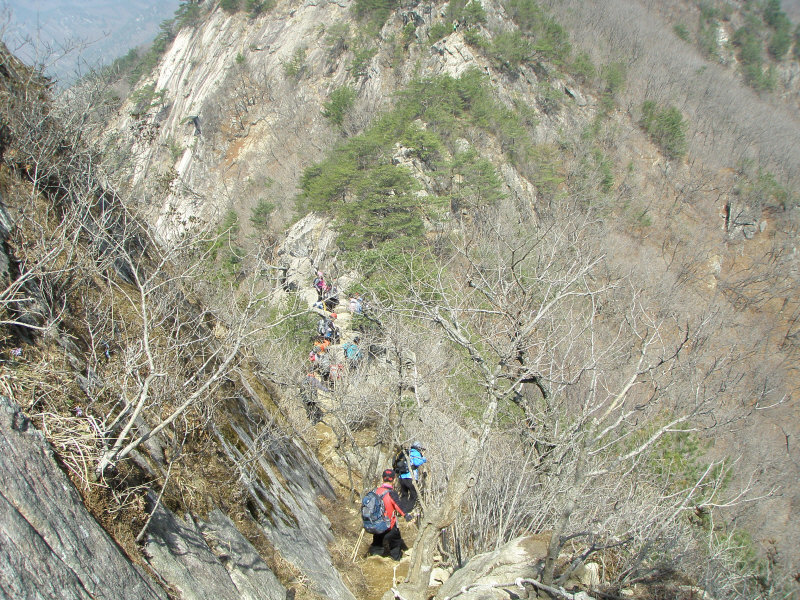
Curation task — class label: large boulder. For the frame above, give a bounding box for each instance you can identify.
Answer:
[0,395,167,600]
[435,535,550,600]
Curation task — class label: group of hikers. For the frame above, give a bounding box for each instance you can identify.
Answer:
[314,271,364,314]
[305,268,429,562]
[362,442,427,561]
[305,271,365,393]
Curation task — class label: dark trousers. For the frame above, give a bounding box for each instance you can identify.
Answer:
[398,477,417,512]
[370,525,403,560]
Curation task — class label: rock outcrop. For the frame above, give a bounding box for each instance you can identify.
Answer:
[434,535,550,600]
[0,378,355,600]
[143,502,285,600]
[0,394,167,600]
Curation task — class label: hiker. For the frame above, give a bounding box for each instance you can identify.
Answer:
[310,337,333,378]
[328,362,345,384]
[396,442,427,512]
[317,313,339,342]
[309,344,330,373]
[323,279,339,312]
[317,316,327,338]
[367,469,411,560]
[317,351,332,380]
[342,336,363,369]
[349,294,363,314]
[326,314,341,343]
[306,371,328,391]
[313,271,328,300]
[303,373,326,422]
[313,339,331,355]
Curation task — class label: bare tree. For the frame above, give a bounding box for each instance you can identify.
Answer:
[367,203,760,598]
[0,41,311,483]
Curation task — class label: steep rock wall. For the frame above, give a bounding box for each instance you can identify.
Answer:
[111,0,359,236]
[0,394,168,600]
[106,0,574,240]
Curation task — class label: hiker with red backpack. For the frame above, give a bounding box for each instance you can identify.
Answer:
[362,469,411,560]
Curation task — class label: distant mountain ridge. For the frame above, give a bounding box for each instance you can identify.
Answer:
[4,0,180,83]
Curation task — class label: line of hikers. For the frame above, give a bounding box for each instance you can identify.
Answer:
[361,442,427,561]
[313,271,363,314]
[305,270,367,420]
[308,270,430,561]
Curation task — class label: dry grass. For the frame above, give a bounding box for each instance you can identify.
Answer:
[317,493,374,600]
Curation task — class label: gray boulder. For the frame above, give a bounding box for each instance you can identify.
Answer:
[0,395,167,600]
[435,535,549,600]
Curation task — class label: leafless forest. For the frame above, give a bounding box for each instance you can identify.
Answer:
[1,0,800,598]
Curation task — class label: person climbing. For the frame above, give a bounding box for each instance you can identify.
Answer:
[313,271,328,300]
[328,361,346,385]
[397,442,427,513]
[317,351,332,380]
[327,313,341,343]
[303,373,326,422]
[317,313,339,342]
[313,339,331,355]
[342,336,363,369]
[309,340,331,375]
[323,279,339,312]
[317,316,328,338]
[349,293,363,314]
[367,469,412,560]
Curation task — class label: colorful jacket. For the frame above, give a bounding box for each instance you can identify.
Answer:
[377,482,405,527]
[399,448,427,480]
[313,276,327,292]
[342,342,362,361]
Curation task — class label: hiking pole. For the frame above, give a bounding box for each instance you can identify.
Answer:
[351,528,365,562]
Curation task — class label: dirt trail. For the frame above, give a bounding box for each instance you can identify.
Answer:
[314,419,420,600]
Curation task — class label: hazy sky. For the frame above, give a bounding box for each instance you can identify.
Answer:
[2,0,180,83]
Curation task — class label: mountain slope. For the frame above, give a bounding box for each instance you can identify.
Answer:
[99,0,800,591]
[3,0,800,598]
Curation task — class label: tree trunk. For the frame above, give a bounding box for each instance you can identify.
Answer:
[542,431,588,585]
[390,395,498,600]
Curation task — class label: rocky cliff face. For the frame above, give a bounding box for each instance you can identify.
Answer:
[0,394,168,600]
[0,387,353,600]
[0,38,356,599]
[105,0,573,240]
[110,0,364,236]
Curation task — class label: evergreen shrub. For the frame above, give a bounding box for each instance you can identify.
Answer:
[322,86,357,126]
[640,100,688,159]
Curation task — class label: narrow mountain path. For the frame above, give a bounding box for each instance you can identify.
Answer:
[302,278,420,599]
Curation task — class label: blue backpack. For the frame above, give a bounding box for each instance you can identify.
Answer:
[361,488,391,533]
